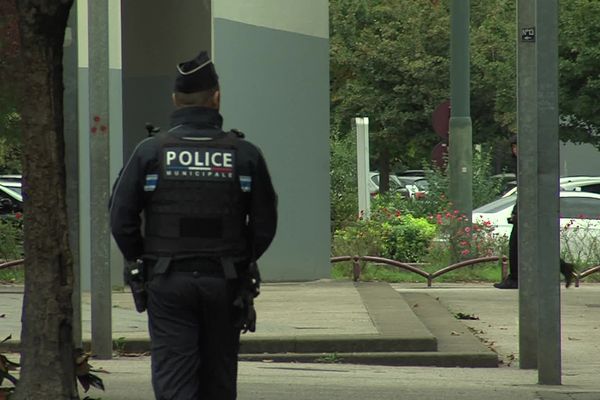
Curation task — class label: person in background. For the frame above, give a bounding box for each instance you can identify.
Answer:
[494,135,575,289]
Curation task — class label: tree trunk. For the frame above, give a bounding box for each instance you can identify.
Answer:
[11,1,78,399]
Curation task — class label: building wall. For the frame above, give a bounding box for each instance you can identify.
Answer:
[560,141,600,177]
[121,0,212,156]
[118,1,330,281]
[213,0,331,280]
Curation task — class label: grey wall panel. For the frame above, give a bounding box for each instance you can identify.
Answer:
[121,76,173,154]
[214,19,330,281]
[121,0,211,157]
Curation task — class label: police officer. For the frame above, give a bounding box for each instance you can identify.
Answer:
[110,51,277,399]
[494,135,574,289]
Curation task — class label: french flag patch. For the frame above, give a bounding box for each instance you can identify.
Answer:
[144,174,158,191]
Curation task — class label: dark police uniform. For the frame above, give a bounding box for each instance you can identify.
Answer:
[110,52,277,400]
[494,135,573,289]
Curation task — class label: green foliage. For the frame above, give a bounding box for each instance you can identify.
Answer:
[330,134,358,231]
[331,0,600,172]
[331,260,505,283]
[0,214,23,261]
[368,147,502,223]
[426,210,508,265]
[0,138,21,174]
[332,205,436,263]
[0,265,23,283]
[330,0,449,169]
[470,0,517,137]
[560,219,600,270]
[559,0,600,146]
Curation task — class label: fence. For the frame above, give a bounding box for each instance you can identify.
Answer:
[1,257,599,287]
[331,255,600,287]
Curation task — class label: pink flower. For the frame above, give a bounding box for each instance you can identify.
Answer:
[464,227,471,233]
[461,249,470,255]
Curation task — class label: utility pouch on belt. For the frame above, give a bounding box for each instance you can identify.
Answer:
[124,259,147,313]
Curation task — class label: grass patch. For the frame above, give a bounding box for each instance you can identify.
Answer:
[0,265,24,284]
[332,261,504,283]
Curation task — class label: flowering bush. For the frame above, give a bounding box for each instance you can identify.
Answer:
[0,212,23,261]
[426,208,507,264]
[560,218,600,270]
[332,207,436,263]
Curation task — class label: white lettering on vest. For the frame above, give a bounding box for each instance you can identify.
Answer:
[179,151,192,166]
[166,151,177,165]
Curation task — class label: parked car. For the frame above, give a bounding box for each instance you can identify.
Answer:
[472,191,600,240]
[371,172,411,197]
[396,176,429,200]
[0,184,23,214]
[502,176,600,198]
[396,169,426,177]
[491,173,517,196]
[369,172,410,198]
[0,181,22,196]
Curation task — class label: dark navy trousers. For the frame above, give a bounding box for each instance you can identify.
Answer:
[147,271,241,400]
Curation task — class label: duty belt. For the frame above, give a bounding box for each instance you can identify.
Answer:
[145,254,239,279]
[169,258,224,276]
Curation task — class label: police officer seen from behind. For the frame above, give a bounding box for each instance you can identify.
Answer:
[110,51,277,400]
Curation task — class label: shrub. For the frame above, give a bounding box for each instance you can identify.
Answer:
[560,219,600,272]
[330,133,358,232]
[332,206,436,263]
[0,213,23,261]
[425,209,508,266]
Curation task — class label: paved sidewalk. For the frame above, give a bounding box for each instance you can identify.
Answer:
[1,280,600,399]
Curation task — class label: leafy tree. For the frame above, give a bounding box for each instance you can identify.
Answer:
[1,0,78,398]
[470,0,517,139]
[330,0,600,179]
[559,0,600,146]
[330,134,358,232]
[330,0,450,186]
[0,0,22,173]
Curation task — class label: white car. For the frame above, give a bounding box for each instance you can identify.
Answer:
[0,183,23,213]
[473,192,600,245]
[502,176,600,198]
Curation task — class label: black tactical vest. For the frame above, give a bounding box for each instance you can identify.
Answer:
[143,130,248,257]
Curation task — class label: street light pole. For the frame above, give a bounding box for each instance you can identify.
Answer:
[535,0,561,385]
[449,0,473,231]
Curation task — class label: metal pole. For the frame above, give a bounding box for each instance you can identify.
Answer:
[63,3,81,348]
[536,0,561,385]
[88,0,112,359]
[516,0,538,370]
[449,0,472,224]
[355,117,371,220]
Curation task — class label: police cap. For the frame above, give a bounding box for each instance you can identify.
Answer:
[174,51,219,93]
[509,135,517,145]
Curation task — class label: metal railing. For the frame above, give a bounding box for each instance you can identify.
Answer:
[332,255,600,287]
[0,259,24,270]
[1,257,599,286]
[331,255,507,287]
